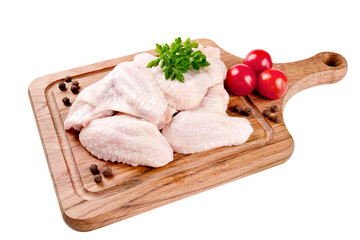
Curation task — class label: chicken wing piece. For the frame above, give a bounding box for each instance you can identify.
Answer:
[143,46,227,111]
[162,111,253,154]
[189,83,229,115]
[64,59,169,131]
[162,83,253,154]
[79,115,173,167]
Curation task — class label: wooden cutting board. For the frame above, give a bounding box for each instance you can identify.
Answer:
[28,39,347,231]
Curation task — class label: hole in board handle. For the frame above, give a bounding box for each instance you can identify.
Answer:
[322,52,343,67]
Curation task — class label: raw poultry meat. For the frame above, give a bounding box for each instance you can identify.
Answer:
[79,115,173,167]
[188,83,229,115]
[64,45,226,131]
[64,45,253,167]
[137,46,227,110]
[161,84,253,154]
[162,112,253,154]
[64,60,169,131]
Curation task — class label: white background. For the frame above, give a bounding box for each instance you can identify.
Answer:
[1,0,359,239]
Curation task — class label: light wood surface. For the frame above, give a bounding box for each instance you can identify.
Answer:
[28,39,347,231]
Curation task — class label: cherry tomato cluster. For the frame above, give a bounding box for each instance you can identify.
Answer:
[226,49,288,100]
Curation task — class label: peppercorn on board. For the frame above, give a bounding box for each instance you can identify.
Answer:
[28,39,347,231]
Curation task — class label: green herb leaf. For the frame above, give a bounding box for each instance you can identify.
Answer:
[146,58,161,68]
[146,37,211,82]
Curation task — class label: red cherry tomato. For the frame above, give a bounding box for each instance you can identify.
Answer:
[256,68,288,100]
[244,49,273,76]
[226,64,257,96]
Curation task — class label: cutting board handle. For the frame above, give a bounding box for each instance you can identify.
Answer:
[280,51,348,106]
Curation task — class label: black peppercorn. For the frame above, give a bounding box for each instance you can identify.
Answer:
[263,109,271,118]
[94,174,102,184]
[241,107,252,116]
[102,167,113,178]
[72,80,79,86]
[233,105,243,113]
[64,76,72,82]
[270,105,279,113]
[71,85,79,94]
[62,97,70,106]
[89,164,99,175]
[272,115,281,123]
[58,82,66,91]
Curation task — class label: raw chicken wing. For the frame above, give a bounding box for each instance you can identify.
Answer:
[189,83,229,115]
[143,46,227,110]
[162,111,253,154]
[162,83,253,154]
[64,60,169,131]
[79,115,173,167]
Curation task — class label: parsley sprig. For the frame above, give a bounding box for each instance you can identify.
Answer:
[146,37,210,83]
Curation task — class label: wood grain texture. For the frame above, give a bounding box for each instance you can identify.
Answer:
[28,39,347,231]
